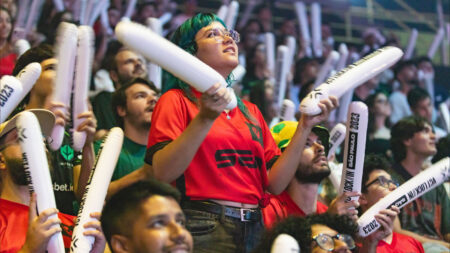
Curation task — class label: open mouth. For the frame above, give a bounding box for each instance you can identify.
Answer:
[223,46,236,54]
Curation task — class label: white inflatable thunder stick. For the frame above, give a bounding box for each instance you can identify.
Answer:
[358,157,450,237]
[286,36,297,69]
[336,44,349,71]
[427,28,445,59]
[280,99,296,122]
[146,18,162,89]
[271,234,300,253]
[83,0,97,25]
[327,123,346,160]
[0,77,23,124]
[294,1,312,57]
[99,2,112,35]
[158,12,173,26]
[274,46,290,109]
[14,39,31,57]
[265,32,276,81]
[217,4,228,21]
[338,102,368,203]
[439,103,450,133]
[88,0,108,26]
[123,0,137,19]
[53,0,65,11]
[311,2,322,58]
[0,63,42,123]
[50,23,78,151]
[403,28,418,60]
[71,128,124,253]
[225,1,239,31]
[24,0,44,36]
[313,50,339,89]
[115,21,237,109]
[300,46,403,116]
[16,112,65,253]
[14,0,30,32]
[236,0,256,30]
[231,64,246,85]
[72,26,94,152]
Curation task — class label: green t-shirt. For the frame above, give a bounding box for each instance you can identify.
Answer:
[389,163,450,240]
[94,136,146,181]
[91,91,116,130]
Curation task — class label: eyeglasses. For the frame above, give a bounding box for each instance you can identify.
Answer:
[312,233,355,251]
[200,28,240,43]
[364,176,399,190]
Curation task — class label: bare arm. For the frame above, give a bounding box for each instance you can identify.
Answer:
[267,97,338,194]
[105,167,150,200]
[150,84,231,182]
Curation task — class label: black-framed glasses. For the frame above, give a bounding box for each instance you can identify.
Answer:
[364,176,399,190]
[200,28,240,43]
[312,233,355,251]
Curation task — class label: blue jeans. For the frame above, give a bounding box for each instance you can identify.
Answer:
[183,203,264,253]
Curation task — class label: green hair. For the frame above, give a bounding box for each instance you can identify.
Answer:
[163,13,254,122]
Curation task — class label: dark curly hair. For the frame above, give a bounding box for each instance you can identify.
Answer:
[362,154,392,192]
[390,116,429,162]
[253,213,357,253]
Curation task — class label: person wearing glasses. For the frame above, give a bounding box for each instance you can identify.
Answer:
[253,213,357,253]
[144,13,338,253]
[390,116,450,252]
[358,154,424,253]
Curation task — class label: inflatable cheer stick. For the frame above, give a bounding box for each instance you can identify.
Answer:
[159,12,172,26]
[224,1,239,30]
[336,43,349,71]
[271,234,300,253]
[286,36,297,70]
[294,1,312,57]
[123,0,137,19]
[50,22,78,150]
[0,63,41,123]
[217,4,228,21]
[311,2,322,57]
[16,112,65,253]
[313,50,339,89]
[53,0,65,11]
[338,102,368,203]
[24,0,44,36]
[71,128,124,253]
[439,103,450,133]
[236,0,256,31]
[115,21,237,109]
[300,46,403,115]
[327,123,346,160]
[231,64,246,85]
[280,99,296,122]
[146,18,163,89]
[427,27,445,59]
[403,28,418,60]
[89,0,108,26]
[274,45,290,109]
[265,32,276,81]
[72,26,94,151]
[358,157,450,237]
[14,39,31,57]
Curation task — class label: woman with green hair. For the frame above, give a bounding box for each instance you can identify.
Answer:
[144,13,337,252]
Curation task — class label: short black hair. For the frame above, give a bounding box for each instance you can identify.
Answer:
[12,44,54,76]
[111,77,159,128]
[393,60,416,79]
[407,87,430,110]
[390,116,429,162]
[12,44,54,106]
[415,56,432,66]
[362,154,392,192]
[101,179,181,248]
[253,213,357,253]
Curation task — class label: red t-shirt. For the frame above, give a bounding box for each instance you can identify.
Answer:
[0,199,75,253]
[0,53,16,77]
[262,191,328,228]
[146,89,280,205]
[376,232,424,253]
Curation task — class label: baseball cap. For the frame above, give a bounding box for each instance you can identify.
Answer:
[270,121,330,155]
[0,109,55,141]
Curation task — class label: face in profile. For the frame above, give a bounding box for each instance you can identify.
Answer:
[295,132,330,184]
[116,195,193,253]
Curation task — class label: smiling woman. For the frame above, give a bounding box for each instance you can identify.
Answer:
[0,7,16,77]
[144,13,338,253]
